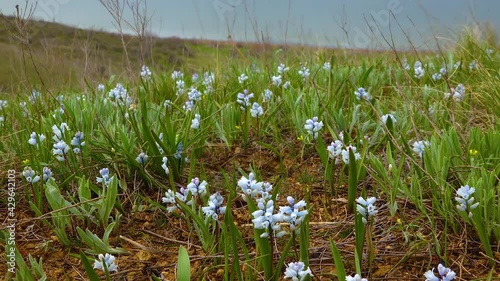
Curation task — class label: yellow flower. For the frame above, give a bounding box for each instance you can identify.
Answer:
[297,135,304,141]
[469,149,479,156]
[22,159,30,165]
[397,218,402,226]
[129,103,137,111]
[235,125,241,130]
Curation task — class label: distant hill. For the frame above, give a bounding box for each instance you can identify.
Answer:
[0,14,288,93]
[0,14,393,95]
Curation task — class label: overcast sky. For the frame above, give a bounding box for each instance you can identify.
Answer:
[1,0,498,49]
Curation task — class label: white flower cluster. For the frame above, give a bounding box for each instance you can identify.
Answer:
[304,117,324,139]
[356,196,377,225]
[354,87,372,102]
[455,185,479,218]
[93,253,118,273]
[327,140,361,165]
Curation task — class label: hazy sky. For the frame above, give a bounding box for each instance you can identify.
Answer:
[1,0,498,49]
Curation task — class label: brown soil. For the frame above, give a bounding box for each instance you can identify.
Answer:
[1,138,498,280]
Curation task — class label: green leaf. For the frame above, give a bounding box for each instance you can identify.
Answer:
[99,176,118,228]
[177,246,191,281]
[79,251,101,281]
[347,148,358,213]
[329,240,346,281]
[354,214,365,273]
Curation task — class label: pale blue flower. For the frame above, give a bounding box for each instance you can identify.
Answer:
[176,80,185,95]
[97,84,105,91]
[42,167,53,183]
[174,142,183,159]
[354,87,372,102]
[424,264,456,281]
[183,100,195,111]
[203,71,215,93]
[280,196,308,231]
[53,105,65,117]
[414,61,425,79]
[192,73,199,81]
[108,83,125,99]
[237,173,265,200]
[161,157,169,175]
[191,114,201,129]
[440,67,447,75]
[432,73,442,81]
[304,117,323,139]
[140,65,151,79]
[187,177,208,197]
[456,185,479,218]
[156,133,165,154]
[163,100,172,109]
[202,192,226,220]
[445,84,465,102]
[201,72,215,94]
[263,89,273,101]
[251,63,260,73]
[284,261,312,281]
[136,152,149,165]
[453,61,461,69]
[52,140,69,161]
[327,140,343,159]
[188,88,202,101]
[323,62,331,71]
[0,100,7,110]
[250,102,263,118]
[272,75,282,87]
[283,81,291,89]
[22,167,40,183]
[29,90,41,104]
[20,102,29,117]
[236,89,254,109]
[469,60,478,71]
[52,123,70,142]
[380,114,396,125]
[96,168,111,186]
[298,66,310,80]
[402,58,411,71]
[162,187,192,212]
[260,182,273,200]
[412,140,430,158]
[93,253,118,273]
[356,196,377,224]
[70,131,85,154]
[346,274,368,281]
[108,83,132,106]
[76,95,86,101]
[171,70,183,80]
[28,132,46,147]
[238,73,249,84]
[252,199,286,238]
[277,63,289,74]
[428,105,436,116]
[203,71,215,83]
[341,145,361,164]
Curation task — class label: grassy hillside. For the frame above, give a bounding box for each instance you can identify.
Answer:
[0,14,346,95]
[0,14,409,97]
